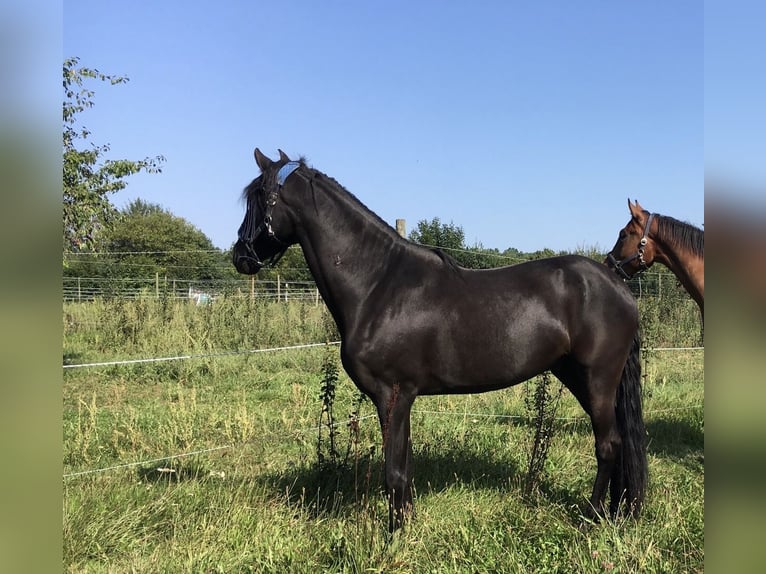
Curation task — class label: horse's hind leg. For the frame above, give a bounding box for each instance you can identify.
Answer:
[553,360,621,520]
[586,395,622,519]
[374,383,415,531]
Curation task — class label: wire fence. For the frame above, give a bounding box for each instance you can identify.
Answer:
[62,341,705,369]
[63,244,692,303]
[62,342,702,371]
[63,276,320,303]
[63,271,685,303]
[63,401,704,480]
[63,336,703,480]
[63,341,342,369]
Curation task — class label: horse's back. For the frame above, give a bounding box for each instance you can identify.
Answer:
[458,254,638,354]
[461,255,635,316]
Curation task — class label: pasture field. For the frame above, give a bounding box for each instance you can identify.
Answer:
[63,295,703,573]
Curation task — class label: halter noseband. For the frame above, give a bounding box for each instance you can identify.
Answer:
[606,213,656,280]
[236,161,301,268]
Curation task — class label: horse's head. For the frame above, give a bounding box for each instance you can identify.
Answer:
[605,199,658,279]
[232,148,304,274]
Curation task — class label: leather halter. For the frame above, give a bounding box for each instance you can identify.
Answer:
[606,213,656,280]
[236,162,301,268]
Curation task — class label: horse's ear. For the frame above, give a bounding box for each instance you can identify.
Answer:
[277,149,291,163]
[254,148,272,171]
[628,199,643,220]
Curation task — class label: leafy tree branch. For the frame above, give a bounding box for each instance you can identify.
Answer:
[63,57,165,254]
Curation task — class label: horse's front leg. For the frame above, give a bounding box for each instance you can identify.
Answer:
[375,384,415,531]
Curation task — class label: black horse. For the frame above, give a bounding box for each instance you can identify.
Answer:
[233,149,647,531]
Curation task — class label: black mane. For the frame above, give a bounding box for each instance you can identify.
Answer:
[241,175,262,203]
[309,168,405,242]
[307,168,469,269]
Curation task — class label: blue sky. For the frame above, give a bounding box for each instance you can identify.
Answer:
[64,1,703,253]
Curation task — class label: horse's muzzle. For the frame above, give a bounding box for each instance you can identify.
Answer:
[232,241,264,275]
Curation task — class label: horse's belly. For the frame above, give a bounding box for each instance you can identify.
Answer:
[416,321,569,395]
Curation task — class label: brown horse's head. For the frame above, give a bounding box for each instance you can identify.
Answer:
[605,199,658,279]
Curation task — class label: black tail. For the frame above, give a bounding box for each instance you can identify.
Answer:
[612,330,648,515]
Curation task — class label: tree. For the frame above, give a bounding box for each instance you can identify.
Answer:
[408,217,587,269]
[64,200,229,294]
[63,57,165,253]
[106,199,225,282]
[408,217,465,252]
[527,248,557,260]
[408,218,498,268]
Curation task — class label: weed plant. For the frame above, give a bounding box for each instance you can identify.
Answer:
[523,372,565,497]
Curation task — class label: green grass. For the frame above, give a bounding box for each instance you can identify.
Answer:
[63,296,703,573]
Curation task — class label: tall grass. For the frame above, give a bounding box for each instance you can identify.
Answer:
[63,295,703,573]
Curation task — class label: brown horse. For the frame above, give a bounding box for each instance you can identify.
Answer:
[606,199,704,317]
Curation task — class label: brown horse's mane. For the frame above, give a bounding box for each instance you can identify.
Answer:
[656,214,704,259]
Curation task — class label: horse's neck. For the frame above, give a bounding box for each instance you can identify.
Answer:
[295,182,403,333]
[653,238,704,313]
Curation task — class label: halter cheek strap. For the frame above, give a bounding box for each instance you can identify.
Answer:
[607,213,656,279]
[263,162,302,236]
[236,162,303,269]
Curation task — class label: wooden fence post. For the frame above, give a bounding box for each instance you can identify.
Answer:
[396,219,406,238]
